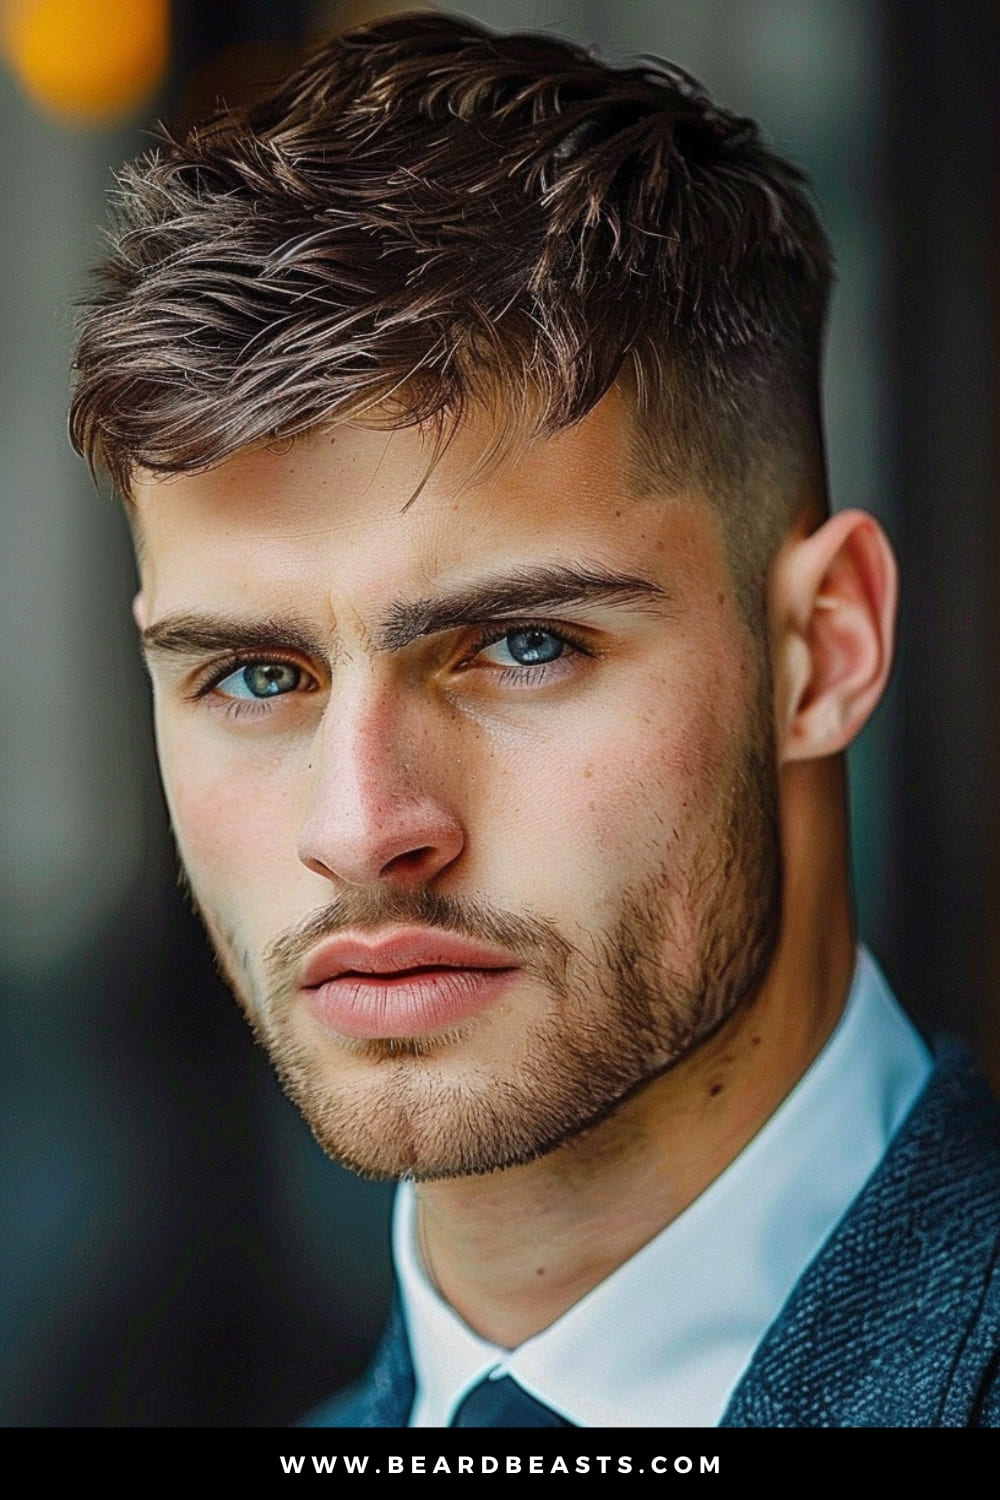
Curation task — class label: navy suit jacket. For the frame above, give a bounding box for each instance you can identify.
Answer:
[305,1039,1000,1427]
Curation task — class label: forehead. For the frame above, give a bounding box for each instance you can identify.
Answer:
[131,395,735,618]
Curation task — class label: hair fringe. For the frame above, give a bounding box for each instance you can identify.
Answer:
[70,8,832,588]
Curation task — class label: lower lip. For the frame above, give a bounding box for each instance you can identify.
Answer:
[302,967,519,1040]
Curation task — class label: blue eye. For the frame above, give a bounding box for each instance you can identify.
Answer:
[215,662,303,699]
[482,629,566,667]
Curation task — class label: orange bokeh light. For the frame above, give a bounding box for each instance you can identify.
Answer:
[1,0,169,124]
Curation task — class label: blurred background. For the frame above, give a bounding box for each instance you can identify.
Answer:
[1,0,996,1426]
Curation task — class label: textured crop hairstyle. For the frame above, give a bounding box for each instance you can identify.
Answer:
[70,10,833,602]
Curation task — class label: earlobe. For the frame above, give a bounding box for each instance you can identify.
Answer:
[772,509,898,763]
[132,591,148,631]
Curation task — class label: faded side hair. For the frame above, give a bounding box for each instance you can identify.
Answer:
[69,10,833,598]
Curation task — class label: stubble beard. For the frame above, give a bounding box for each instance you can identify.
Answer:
[200,700,781,1183]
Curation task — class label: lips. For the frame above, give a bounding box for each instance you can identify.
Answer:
[299,926,521,1039]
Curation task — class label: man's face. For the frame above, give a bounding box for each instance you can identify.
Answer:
[134,397,781,1180]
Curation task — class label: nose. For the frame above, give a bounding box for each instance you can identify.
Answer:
[296,683,465,889]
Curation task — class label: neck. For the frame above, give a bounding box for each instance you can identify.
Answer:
[414,757,854,1347]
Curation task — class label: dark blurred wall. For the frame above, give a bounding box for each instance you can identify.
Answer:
[881,0,999,1072]
[2,0,996,1427]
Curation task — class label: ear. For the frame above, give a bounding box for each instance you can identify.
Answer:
[132,591,148,631]
[770,509,898,763]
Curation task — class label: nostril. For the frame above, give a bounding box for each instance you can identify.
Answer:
[380,846,436,879]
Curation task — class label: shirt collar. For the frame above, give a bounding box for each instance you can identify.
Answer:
[395,948,931,1427]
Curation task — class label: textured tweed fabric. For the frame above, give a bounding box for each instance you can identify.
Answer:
[304,1039,1000,1429]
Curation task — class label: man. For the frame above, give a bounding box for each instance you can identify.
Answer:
[70,13,1000,1427]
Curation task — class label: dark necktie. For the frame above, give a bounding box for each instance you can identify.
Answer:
[450,1374,573,1427]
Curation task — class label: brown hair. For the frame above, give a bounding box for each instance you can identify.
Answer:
[69,11,832,594]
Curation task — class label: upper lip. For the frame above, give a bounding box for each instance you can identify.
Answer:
[299,927,522,988]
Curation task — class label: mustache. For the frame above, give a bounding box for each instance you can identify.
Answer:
[262,885,572,991]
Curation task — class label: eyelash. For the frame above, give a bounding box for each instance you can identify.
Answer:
[458,620,593,683]
[191,652,316,717]
[190,620,593,715]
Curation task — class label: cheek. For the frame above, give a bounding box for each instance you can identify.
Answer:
[166,770,254,882]
[594,726,730,880]
[600,669,747,836]
[155,716,299,904]
[476,676,749,927]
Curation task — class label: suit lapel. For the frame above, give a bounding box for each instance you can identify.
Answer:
[357,1292,417,1426]
[301,1292,415,1427]
[310,1041,1000,1428]
[722,1039,1000,1427]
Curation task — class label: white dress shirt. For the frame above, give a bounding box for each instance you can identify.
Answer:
[395,948,932,1427]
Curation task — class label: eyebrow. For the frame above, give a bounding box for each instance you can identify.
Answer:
[377,566,672,650]
[141,566,671,664]
[141,614,329,665]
